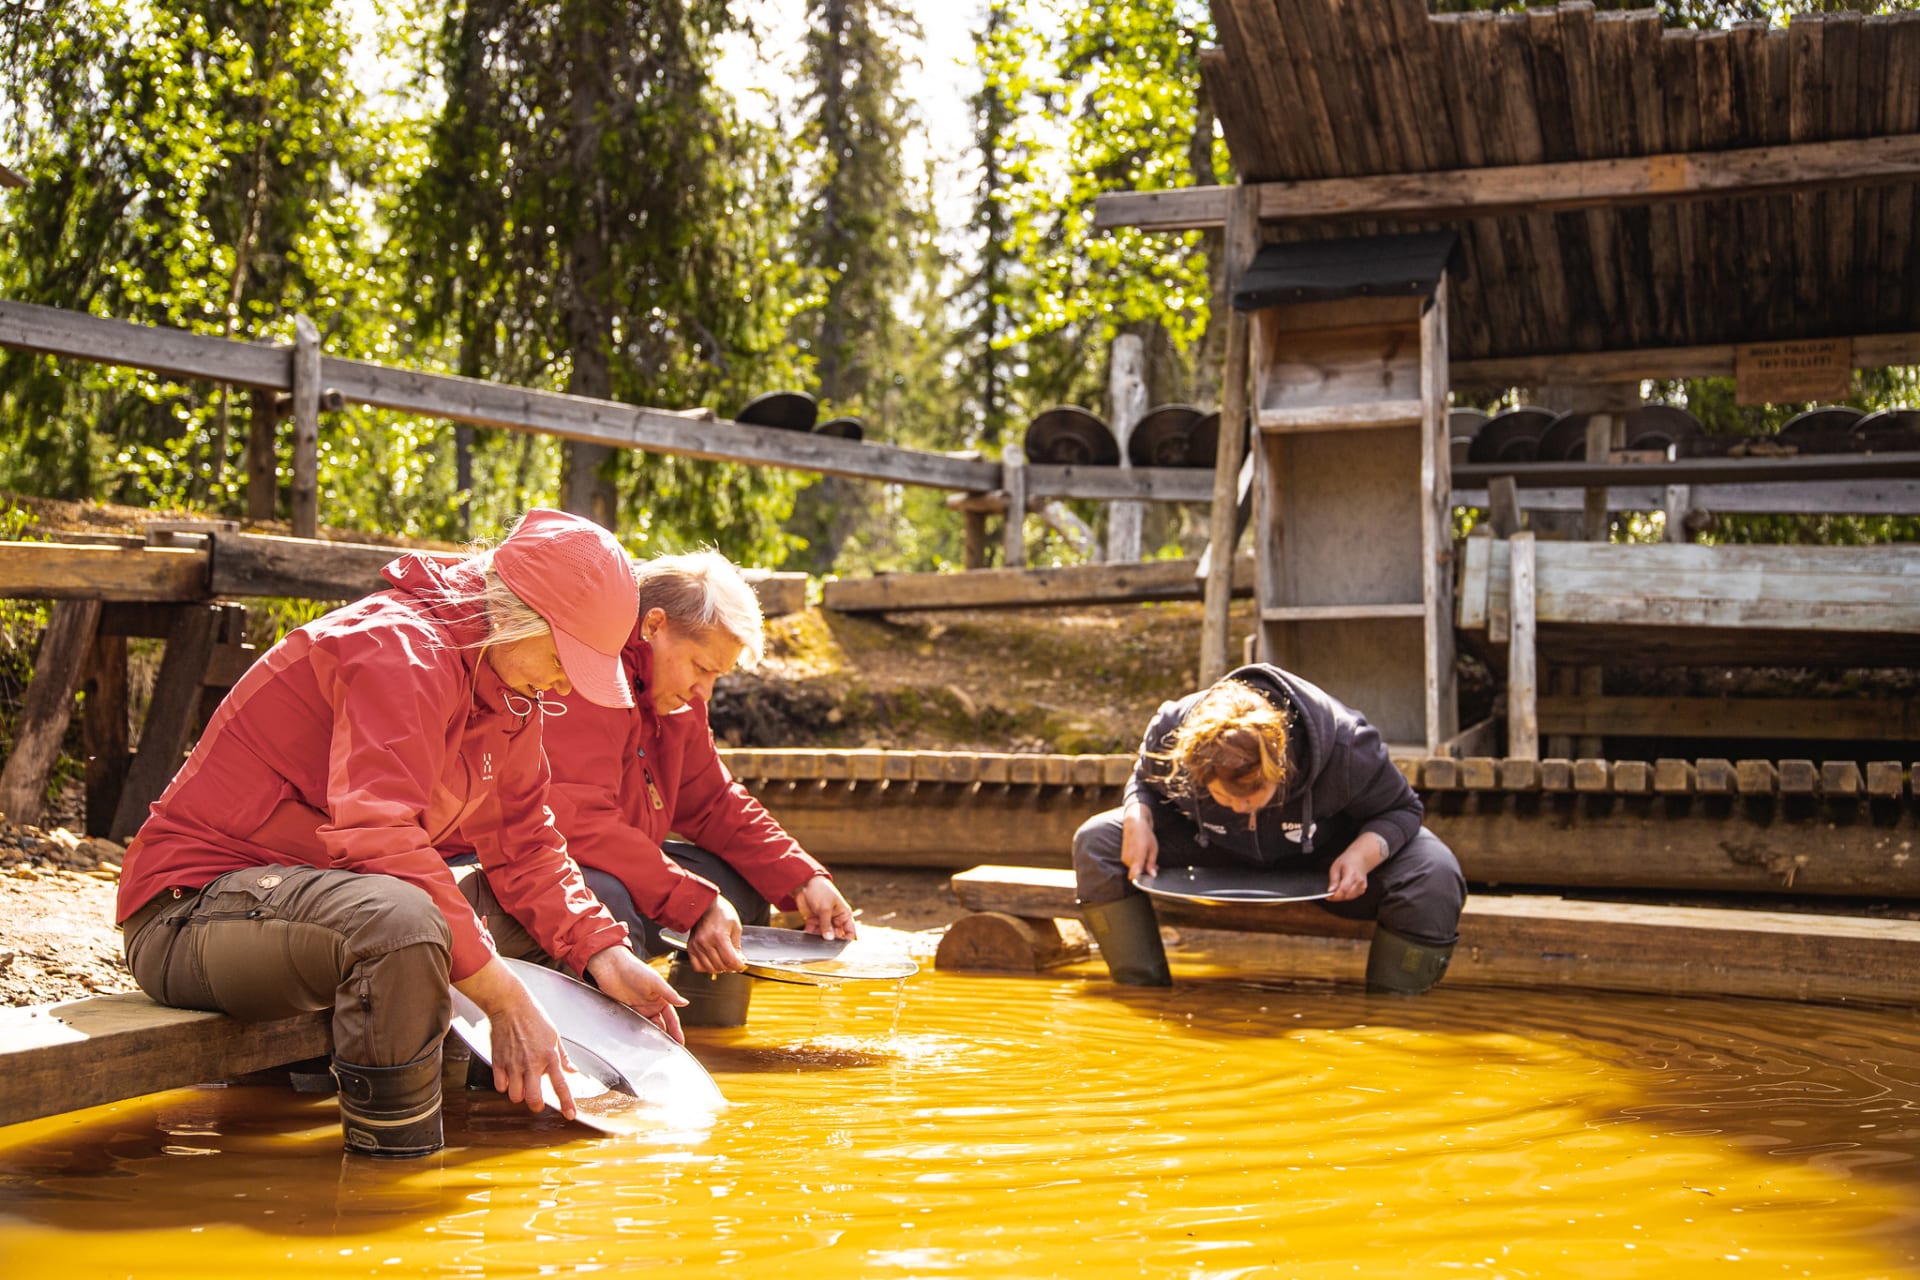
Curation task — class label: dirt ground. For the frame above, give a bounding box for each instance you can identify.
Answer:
[0,821,963,1008]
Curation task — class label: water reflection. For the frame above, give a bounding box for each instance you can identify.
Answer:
[2,972,1919,1277]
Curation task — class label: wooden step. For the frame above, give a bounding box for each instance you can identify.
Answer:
[0,993,330,1129]
[944,865,1920,1008]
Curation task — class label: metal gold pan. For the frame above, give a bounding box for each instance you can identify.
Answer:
[1134,864,1333,907]
[660,925,920,987]
[449,956,725,1133]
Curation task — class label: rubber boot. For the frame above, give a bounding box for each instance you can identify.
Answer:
[1080,895,1172,987]
[667,953,754,1027]
[331,1046,444,1158]
[1365,925,1454,995]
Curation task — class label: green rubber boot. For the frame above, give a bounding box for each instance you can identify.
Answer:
[667,953,755,1027]
[331,1046,444,1158]
[1365,926,1454,995]
[1080,894,1172,987]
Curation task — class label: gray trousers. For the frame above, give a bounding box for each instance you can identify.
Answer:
[122,866,453,1068]
[1072,806,1466,948]
[580,843,772,957]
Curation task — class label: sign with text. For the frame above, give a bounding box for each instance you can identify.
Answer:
[1734,339,1852,405]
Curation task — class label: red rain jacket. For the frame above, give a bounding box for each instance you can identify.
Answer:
[115,554,629,981]
[539,629,827,934]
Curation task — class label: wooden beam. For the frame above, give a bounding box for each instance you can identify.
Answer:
[110,605,225,841]
[0,163,25,189]
[822,555,1257,614]
[0,542,206,601]
[1456,452,1920,490]
[0,993,329,1128]
[1453,330,1920,386]
[1203,185,1261,688]
[1094,133,1920,229]
[1455,480,1920,517]
[289,315,320,540]
[944,866,1920,1006]
[0,601,101,823]
[1539,694,1920,740]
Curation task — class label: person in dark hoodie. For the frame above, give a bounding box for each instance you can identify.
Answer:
[1073,664,1465,993]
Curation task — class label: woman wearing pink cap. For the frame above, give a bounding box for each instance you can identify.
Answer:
[116,509,684,1158]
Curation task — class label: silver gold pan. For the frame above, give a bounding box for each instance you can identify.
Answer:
[449,955,725,1134]
[659,924,920,986]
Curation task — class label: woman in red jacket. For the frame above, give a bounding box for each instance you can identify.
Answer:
[116,510,684,1157]
[531,551,856,1025]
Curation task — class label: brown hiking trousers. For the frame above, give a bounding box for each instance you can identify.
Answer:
[121,865,457,1067]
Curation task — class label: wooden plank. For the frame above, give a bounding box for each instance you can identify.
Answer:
[1452,330,1920,386]
[1778,759,1819,796]
[1456,535,1490,630]
[1420,275,1456,755]
[1453,478,1920,517]
[1538,694,1920,742]
[1422,757,1460,791]
[1696,758,1736,795]
[1611,760,1652,795]
[0,543,207,602]
[111,605,223,840]
[1455,452,1920,489]
[1867,762,1906,802]
[1822,13,1862,343]
[822,555,1255,614]
[1091,133,1920,228]
[1821,762,1864,800]
[1459,757,1499,791]
[1498,758,1539,792]
[1653,758,1695,795]
[944,867,1920,1006]
[1202,185,1261,689]
[1737,759,1779,797]
[1788,14,1826,322]
[245,389,276,521]
[1002,450,1027,567]
[1257,400,1425,433]
[0,600,102,824]
[0,299,292,390]
[1022,465,1214,503]
[1540,758,1574,792]
[0,994,330,1128]
[1572,758,1610,793]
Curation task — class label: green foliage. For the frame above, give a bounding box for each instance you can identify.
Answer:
[980,0,1226,418]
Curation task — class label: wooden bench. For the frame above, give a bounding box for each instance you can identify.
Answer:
[0,993,329,1129]
[1457,536,1920,758]
[937,864,1920,1008]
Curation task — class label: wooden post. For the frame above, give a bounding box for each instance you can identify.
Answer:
[1106,334,1148,563]
[83,631,130,838]
[1664,484,1693,542]
[0,600,103,824]
[1200,184,1260,687]
[290,315,320,540]
[963,508,988,569]
[245,389,277,521]
[1581,412,1621,542]
[1002,444,1028,568]
[1507,531,1539,761]
[1420,274,1458,753]
[1487,474,1523,537]
[111,605,224,841]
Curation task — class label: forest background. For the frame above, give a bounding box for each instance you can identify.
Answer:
[1,0,1915,581]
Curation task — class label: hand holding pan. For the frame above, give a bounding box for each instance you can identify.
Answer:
[1133,863,1334,907]
[449,956,724,1134]
[659,924,919,987]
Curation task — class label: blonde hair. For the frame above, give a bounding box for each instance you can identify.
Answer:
[1152,680,1290,800]
[634,550,766,666]
[418,531,552,651]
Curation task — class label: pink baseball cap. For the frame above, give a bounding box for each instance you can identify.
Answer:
[491,509,637,709]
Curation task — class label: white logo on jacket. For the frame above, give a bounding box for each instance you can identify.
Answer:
[481,751,495,782]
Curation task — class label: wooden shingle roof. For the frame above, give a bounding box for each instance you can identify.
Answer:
[1199,1,1920,364]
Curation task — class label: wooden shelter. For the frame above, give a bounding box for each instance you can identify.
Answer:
[1100,0,1920,755]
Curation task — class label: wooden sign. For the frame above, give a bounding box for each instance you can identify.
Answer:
[1734,338,1852,405]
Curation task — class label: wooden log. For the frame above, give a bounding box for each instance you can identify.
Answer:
[822,555,1255,614]
[110,605,226,841]
[0,993,330,1128]
[0,543,206,602]
[0,600,101,824]
[933,912,1090,972]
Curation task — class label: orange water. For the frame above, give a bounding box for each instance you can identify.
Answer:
[4,969,1920,1278]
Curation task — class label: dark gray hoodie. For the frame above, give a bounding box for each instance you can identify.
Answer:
[1122,664,1423,865]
